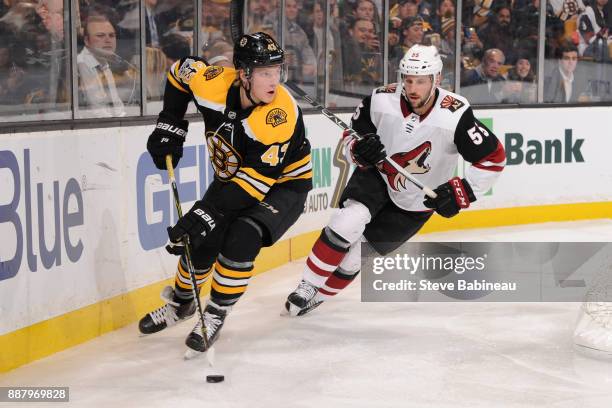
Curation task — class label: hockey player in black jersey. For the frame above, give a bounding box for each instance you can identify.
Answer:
[139,33,312,353]
[285,44,506,316]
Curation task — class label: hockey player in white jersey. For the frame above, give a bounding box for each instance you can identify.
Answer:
[285,44,506,316]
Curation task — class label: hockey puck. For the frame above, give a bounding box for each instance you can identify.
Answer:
[206,375,224,383]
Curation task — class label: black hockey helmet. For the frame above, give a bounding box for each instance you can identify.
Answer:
[233,32,285,73]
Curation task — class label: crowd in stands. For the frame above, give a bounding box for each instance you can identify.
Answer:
[1,0,611,120]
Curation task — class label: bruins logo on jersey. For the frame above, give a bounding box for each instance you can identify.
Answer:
[440,95,465,113]
[177,58,205,83]
[266,108,287,127]
[206,132,242,180]
[204,66,223,80]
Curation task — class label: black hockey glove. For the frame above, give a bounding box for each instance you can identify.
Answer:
[165,200,225,255]
[147,111,189,170]
[351,133,387,167]
[423,177,476,218]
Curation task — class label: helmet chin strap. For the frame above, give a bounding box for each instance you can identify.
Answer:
[421,74,438,107]
[242,69,263,107]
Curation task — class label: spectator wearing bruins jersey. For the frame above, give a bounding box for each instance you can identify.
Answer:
[139,33,312,354]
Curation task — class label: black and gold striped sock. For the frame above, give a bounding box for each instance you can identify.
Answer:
[210,253,254,307]
[173,257,212,304]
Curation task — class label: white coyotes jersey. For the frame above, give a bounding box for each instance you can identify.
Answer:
[348,84,505,212]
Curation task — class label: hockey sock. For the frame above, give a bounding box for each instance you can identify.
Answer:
[210,217,262,307]
[318,268,360,301]
[210,254,254,307]
[173,256,212,304]
[303,227,351,287]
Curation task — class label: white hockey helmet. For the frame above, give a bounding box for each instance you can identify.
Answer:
[399,44,443,78]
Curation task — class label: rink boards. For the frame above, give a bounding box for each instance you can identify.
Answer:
[1,106,611,372]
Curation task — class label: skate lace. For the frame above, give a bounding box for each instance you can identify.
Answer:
[192,311,223,339]
[296,280,318,301]
[149,304,179,326]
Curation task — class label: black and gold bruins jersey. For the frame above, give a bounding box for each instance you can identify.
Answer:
[164,56,312,213]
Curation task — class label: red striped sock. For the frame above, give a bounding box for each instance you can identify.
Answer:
[303,228,349,287]
[318,268,359,300]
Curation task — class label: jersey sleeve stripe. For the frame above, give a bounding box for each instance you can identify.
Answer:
[167,72,189,93]
[276,170,313,183]
[473,163,504,172]
[472,142,506,172]
[235,170,271,194]
[240,167,276,186]
[230,177,266,201]
[282,154,311,174]
[281,162,312,178]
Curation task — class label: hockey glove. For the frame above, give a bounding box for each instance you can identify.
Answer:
[350,133,387,168]
[166,200,225,255]
[423,177,476,218]
[147,111,189,170]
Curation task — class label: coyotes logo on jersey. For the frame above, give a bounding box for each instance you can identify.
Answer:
[440,95,464,112]
[380,141,432,191]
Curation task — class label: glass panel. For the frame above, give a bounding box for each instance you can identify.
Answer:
[76,0,141,118]
[331,0,384,108]
[460,0,538,104]
[0,0,71,121]
[283,0,318,107]
[246,0,281,38]
[202,0,233,65]
[146,0,196,114]
[544,0,612,103]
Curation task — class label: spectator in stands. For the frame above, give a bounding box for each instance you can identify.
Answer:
[472,0,493,27]
[438,16,456,90]
[0,42,32,105]
[117,0,162,47]
[204,39,234,67]
[544,42,589,102]
[353,0,381,33]
[354,0,375,22]
[478,4,516,64]
[32,0,69,107]
[396,0,419,21]
[201,0,231,47]
[247,0,276,33]
[284,0,316,83]
[462,48,506,103]
[310,0,343,90]
[77,15,126,117]
[501,53,536,103]
[430,0,455,33]
[342,17,382,89]
[400,15,424,53]
[578,0,610,60]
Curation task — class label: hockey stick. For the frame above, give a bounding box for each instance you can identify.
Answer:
[229,0,245,42]
[283,82,438,198]
[165,155,210,352]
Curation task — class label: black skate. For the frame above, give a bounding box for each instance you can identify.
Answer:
[285,280,323,317]
[138,286,196,334]
[185,303,228,353]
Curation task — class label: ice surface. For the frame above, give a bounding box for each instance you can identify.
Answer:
[2,220,612,407]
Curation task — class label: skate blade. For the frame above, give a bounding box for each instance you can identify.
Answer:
[281,301,302,317]
[183,346,216,366]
